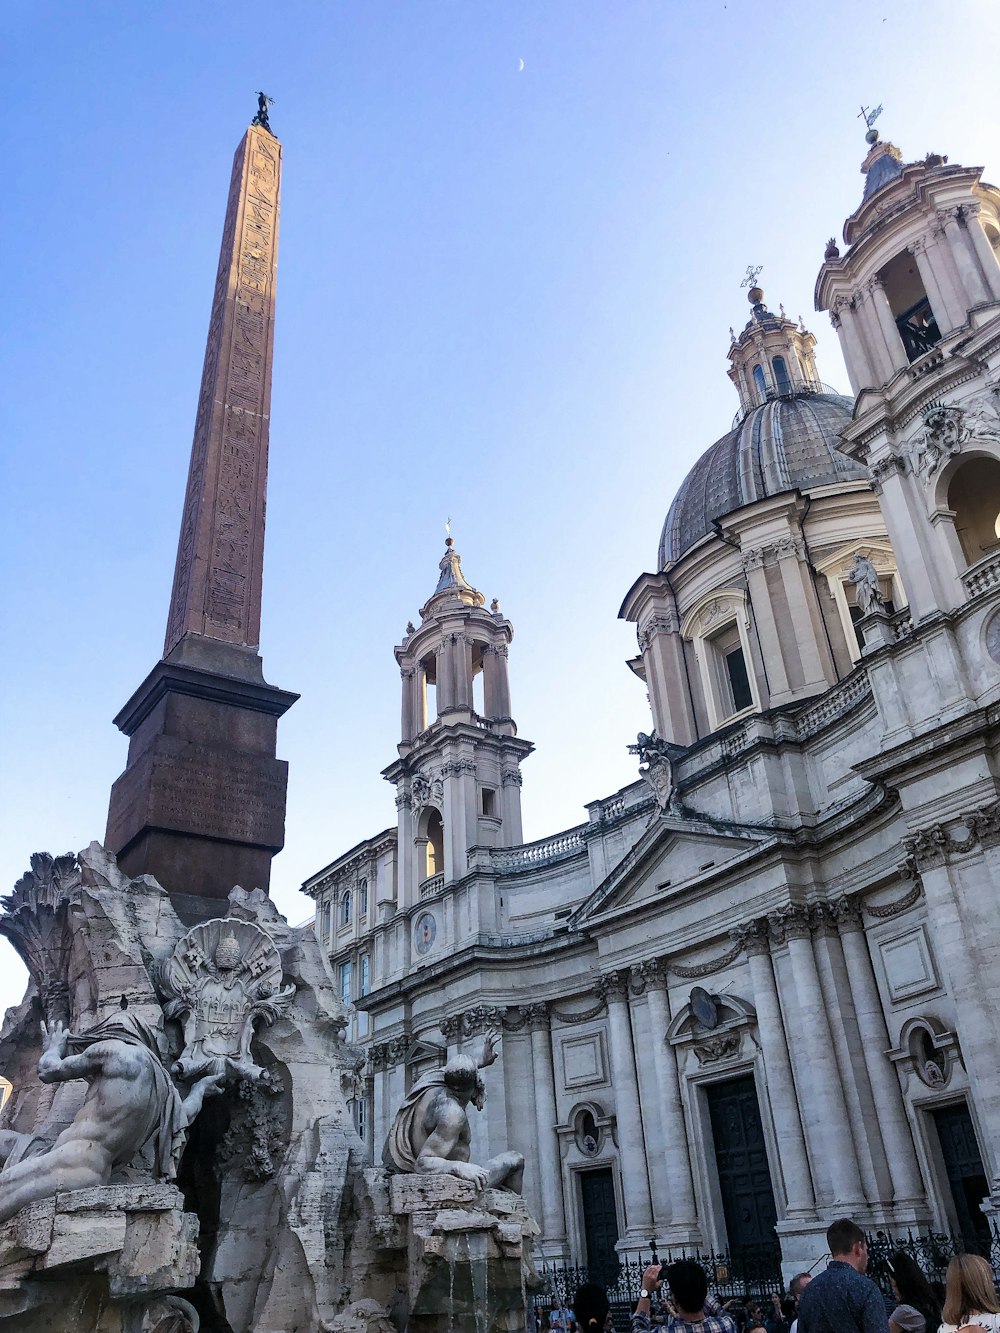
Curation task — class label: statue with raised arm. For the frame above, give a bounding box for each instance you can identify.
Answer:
[382,1031,524,1191]
[848,551,885,618]
[0,1012,221,1223]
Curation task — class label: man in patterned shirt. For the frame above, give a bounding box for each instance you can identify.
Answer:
[632,1260,737,1333]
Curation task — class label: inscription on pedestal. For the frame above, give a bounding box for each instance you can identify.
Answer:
[108,738,286,851]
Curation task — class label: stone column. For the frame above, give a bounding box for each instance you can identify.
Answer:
[830,298,867,395]
[832,898,926,1212]
[774,905,867,1209]
[400,666,416,741]
[598,971,655,1240]
[742,549,792,700]
[855,283,894,384]
[909,238,953,334]
[524,1004,567,1248]
[452,635,473,711]
[732,921,816,1218]
[499,766,524,846]
[963,204,1000,301]
[940,208,992,309]
[907,839,1000,1199]
[868,276,907,377]
[640,961,700,1240]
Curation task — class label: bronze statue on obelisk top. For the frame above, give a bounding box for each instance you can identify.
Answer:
[106,108,297,918]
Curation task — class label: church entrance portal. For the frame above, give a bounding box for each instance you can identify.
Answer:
[932,1103,991,1251]
[580,1168,620,1279]
[706,1076,780,1269]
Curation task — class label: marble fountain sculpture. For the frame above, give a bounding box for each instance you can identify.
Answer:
[0,846,538,1332]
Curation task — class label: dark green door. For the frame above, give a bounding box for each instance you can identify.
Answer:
[933,1103,990,1251]
[580,1168,619,1279]
[706,1075,781,1270]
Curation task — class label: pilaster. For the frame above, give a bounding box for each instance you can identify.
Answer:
[596,971,654,1245]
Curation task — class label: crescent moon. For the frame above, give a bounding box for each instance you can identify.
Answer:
[518,57,525,71]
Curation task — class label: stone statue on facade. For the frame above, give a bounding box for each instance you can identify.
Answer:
[629,731,676,813]
[382,1031,524,1191]
[848,552,885,617]
[0,1011,220,1224]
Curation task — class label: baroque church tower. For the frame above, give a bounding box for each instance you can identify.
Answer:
[383,538,533,916]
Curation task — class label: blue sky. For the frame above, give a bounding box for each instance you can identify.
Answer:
[2,1,998,1013]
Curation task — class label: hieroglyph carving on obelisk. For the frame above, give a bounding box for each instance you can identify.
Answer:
[164,124,281,656]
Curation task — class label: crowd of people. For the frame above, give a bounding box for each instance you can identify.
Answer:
[539,1219,1000,1333]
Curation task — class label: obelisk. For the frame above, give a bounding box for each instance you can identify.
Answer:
[106,107,297,916]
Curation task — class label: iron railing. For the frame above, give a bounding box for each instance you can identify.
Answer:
[533,1244,784,1333]
[866,1224,1000,1296]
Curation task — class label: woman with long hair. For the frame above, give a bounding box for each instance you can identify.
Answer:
[573,1283,610,1333]
[939,1254,1000,1332]
[885,1250,940,1331]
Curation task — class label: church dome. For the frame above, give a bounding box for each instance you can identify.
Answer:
[658,390,862,569]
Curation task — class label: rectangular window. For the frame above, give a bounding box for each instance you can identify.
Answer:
[725,646,753,712]
[339,960,353,1006]
[707,622,755,719]
[360,954,370,996]
[481,787,496,817]
[354,1096,368,1141]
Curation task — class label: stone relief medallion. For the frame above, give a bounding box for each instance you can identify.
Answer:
[414,911,437,955]
[159,918,294,1083]
[985,611,1000,666]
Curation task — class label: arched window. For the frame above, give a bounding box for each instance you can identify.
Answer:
[947,457,1000,565]
[752,365,767,402]
[425,808,444,880]
[772,356,792,396]
[340,889,352,927]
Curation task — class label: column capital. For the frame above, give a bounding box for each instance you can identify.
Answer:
[522,1001,551,1032]
[828,896,864,934]
[769,903,813,941]
[596,970,630,1002]
[634,957,669,992]
[440,1004,507,1041]
[637,613,680,650]
[730,918,771,957]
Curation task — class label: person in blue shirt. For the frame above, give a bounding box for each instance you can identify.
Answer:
[796,1219,888,1333]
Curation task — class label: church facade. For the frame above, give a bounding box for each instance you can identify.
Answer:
[302,124,1000,1280]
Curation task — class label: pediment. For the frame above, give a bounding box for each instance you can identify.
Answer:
[570,814,769,929]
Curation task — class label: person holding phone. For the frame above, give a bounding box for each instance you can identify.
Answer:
[632,1260,737,1333]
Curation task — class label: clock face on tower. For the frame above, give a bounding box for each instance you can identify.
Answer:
[414,912,437,954]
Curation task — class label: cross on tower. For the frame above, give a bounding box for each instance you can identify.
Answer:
[858,103,883,131]
[741,264,763,290]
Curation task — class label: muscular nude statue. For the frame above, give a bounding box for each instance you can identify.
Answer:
[382,1032,524,1192]
[0,1013,220,1224]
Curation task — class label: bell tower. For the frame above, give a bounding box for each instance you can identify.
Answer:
[815,117,1000,622]
[383,538,533,911]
